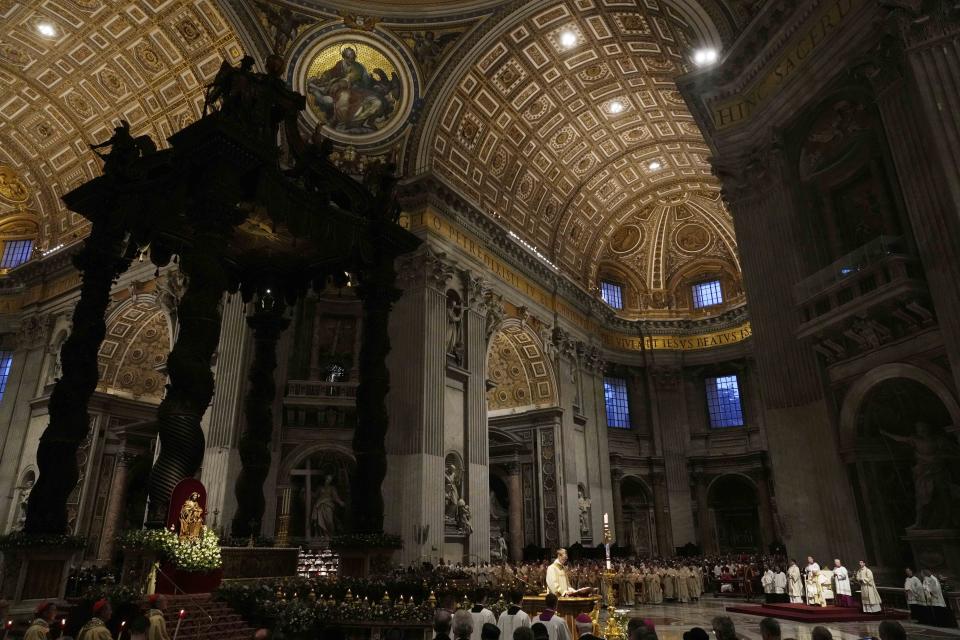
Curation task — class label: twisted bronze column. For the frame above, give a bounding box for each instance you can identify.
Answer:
[231,301,289,537]
[24,220,133,534]
[146,245,228,526]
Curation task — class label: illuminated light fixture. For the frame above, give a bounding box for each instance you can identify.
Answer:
[608,100,625,114]
[692,47,719,67]
[559,30,578,48]
[36,22,57,38]
[648,160,662,171]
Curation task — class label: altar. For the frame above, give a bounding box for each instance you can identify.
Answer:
[522,595,599,639]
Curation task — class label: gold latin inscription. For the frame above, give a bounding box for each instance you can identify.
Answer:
[711,0,863,130]
[407,208,752,352]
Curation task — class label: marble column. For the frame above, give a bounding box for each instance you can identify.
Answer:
[693,471,715,554]
[507,463,524,563]
[611,470,624,545]
[754,467,777,551]
[0,331,48,528]
[864,20,960,394]
[651,472,672,555]
[200,293,250,534]
[383,246,453,564]
[649,367,695,546]
[463,271,490,561]
[97,451,136,562]
[713,141,865,564]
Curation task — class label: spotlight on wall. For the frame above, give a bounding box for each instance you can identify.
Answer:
[608,101,625,114]
[559,30,578,48]
[36,22,57,38]
[648,160,662,171]
[692,47,719,67]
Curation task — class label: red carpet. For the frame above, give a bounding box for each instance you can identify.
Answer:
[725,602,910,623]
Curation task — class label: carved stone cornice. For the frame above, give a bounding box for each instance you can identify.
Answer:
[397,245,455,292]
[460,269,486,311]
[713,137,785,209]
[882,0,960,49]
[17,312,50,350]
[401,176,753,350]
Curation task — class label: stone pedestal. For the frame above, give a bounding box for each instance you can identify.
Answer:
[904,529,960,581]
[0,548,76,611]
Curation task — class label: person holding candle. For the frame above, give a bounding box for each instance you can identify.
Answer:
[25,601,57,640]
[78,600,113,640]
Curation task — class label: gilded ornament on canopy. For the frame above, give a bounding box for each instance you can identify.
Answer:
[0,165,29,204]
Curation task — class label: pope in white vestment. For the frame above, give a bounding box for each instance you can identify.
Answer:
[819,567,834,601]
[546,549,571,595]
[787,562,804,603]
[856,561,882,613]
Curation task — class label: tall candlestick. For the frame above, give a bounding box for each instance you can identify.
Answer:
[173,609,186,640]
[603,512,608,525]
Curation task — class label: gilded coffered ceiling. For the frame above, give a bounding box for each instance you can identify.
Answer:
[420,0,742,315]
[0,0,744,318]
[0,0,243,248]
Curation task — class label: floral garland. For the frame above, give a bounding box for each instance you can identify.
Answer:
[117,527,222,573]
[0,532,86,550]
[219,578,474,638]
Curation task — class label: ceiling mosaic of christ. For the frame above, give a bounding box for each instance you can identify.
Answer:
[305,42,403,135]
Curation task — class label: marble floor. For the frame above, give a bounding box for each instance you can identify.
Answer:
[614,598,960,640]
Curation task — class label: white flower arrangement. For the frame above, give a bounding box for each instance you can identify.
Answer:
[118,526,222,573]
[170,526,222,572]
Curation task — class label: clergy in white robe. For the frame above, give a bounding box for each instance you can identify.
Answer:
[832,560,852,607]
[804,558,824,607]
[469,603,496,640]
[787,562,804,603]
[904,569,926,622]
[921,570,954,627]
[761,570,776,603]
[856,561,882,613]
[774,569,788,603]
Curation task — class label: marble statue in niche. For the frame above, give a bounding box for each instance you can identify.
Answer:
[311,474,345,538]
[578,484,592,538]
[444,453,471,534]
[445,289,464,364]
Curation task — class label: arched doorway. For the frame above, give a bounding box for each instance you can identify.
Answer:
[708,475,761,552]
[849,377,953,568]
[621,476,654,557]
